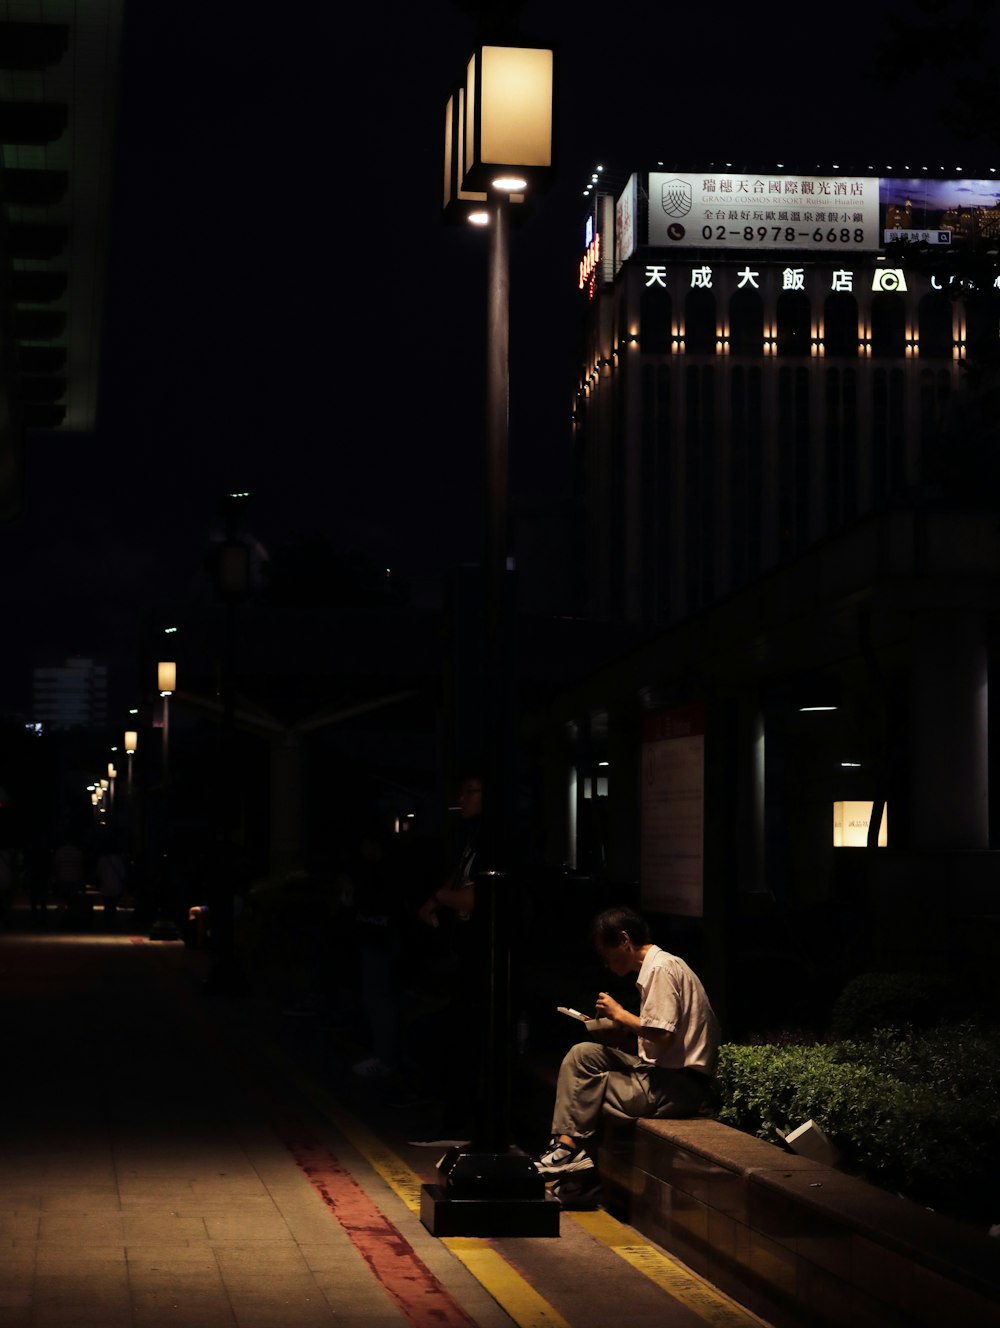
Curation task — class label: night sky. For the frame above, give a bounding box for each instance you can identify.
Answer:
[0,0,992,708]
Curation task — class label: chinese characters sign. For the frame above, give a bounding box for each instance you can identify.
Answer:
[649,172,880,252]
[643,264,913,293]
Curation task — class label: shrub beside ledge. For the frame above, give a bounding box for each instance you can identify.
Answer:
[713,1023,1000,1224]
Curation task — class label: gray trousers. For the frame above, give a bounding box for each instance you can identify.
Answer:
[551,1041,706,1141]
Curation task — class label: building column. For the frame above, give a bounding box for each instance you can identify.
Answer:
[739,692,767,894]
[606,699,640,886]
[910,610,988,849]
[269,730,306,876]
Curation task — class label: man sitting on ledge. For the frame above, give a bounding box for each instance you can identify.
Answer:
[536,906,720,1185]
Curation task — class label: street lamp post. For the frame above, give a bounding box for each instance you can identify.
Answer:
[421,41,558,1240]
[158,661,176,779]
[150,662,181,939]
[124,729,137,795]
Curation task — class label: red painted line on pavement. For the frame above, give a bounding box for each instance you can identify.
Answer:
[131,938,474,1326]
[286,1134,477,1328]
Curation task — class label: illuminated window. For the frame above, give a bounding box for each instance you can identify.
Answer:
[833,801,888,847]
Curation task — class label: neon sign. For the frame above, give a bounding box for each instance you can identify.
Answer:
[579,232,601,293]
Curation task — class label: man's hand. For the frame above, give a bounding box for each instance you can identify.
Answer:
[595,992,625,1022]
[595,992,672,1045]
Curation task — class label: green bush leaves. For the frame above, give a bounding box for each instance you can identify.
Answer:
[714,1023,1000,1219]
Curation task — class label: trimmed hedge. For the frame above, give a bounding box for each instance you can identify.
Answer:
[714,1022,1000,1220]
[829,970,979,1038]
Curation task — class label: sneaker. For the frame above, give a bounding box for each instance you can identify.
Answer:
[549,1170,603,1209]
[406,1134,471,1148]
[352,1056,394,1079]
[281,995,323,1017]
[534,1137,595,1175]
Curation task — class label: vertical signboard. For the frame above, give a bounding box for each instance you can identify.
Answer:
[615,173,637,275]
[640,704,705,916]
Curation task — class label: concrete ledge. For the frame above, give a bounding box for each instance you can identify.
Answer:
[597,1116,1000,1328]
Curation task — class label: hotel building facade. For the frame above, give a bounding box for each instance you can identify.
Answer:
[549,167,1000,1015]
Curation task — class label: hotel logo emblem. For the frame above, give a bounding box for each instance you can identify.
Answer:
[661,178,693,219]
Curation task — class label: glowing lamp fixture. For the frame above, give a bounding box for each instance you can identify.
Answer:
[492,174,528,192]
[124,730,138,754]
[443,45,552,223]
[457,44,553,197]
[443,82,488,221]
[158,661,176,694]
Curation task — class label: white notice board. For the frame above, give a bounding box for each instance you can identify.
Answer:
[640,705,705,917]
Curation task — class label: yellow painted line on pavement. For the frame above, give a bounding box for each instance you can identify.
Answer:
[439,1241,573,1328]
[261,1049,762,1328]
[275,1069,572,1328]
[567,1208,769,1328]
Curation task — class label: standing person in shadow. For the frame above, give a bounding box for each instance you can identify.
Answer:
[95,832,127,929]
[50,834,86,928]
[347,814,407,1081]
[409,773,482,1145]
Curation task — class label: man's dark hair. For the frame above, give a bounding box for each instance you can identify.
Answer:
[591,906,651,948]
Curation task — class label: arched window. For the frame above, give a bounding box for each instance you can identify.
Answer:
[776,291,811,357]
[964,299,999,362]
[639,283,671,355]
[684,288,717,355]
[824,292,858,357]
[871,292,906,356]
[918,291,953,359]
[729,287,763,355]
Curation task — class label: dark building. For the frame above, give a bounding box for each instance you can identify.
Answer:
[0,4,122,520]
[543,166,1000,1028]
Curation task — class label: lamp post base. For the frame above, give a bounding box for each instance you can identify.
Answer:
[148,918,182,941]
[419,1147,560,1237]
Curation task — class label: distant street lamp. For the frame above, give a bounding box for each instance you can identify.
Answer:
[158,660,176,777]
[124,729,137,794]
[422,41,556,1241]
[151,660,181,940]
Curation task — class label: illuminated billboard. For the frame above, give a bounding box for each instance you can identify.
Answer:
[648,171,881,252]
[881,177,1000,248]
